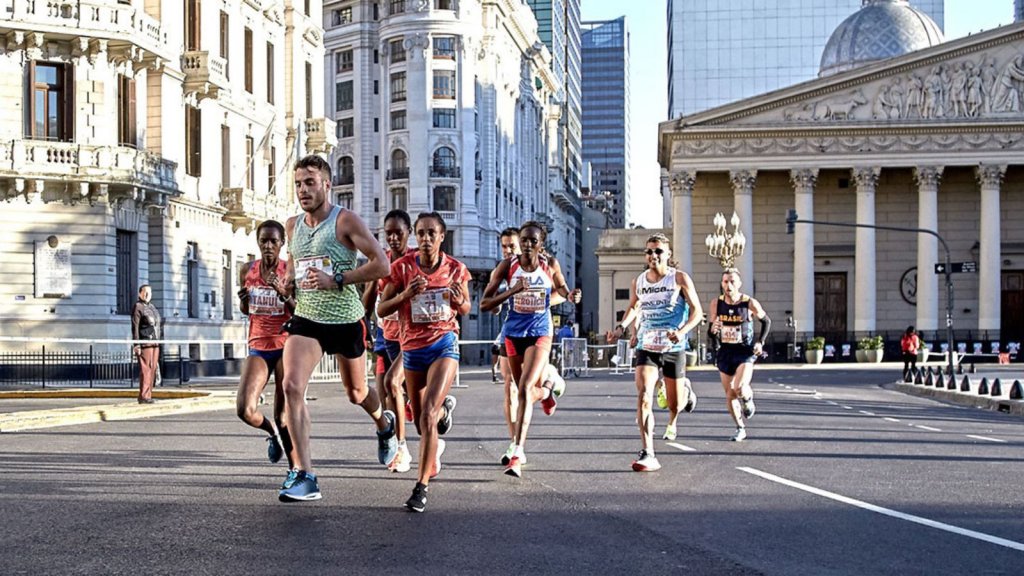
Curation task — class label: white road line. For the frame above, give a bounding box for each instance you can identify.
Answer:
[884,417,901,423]
[859,410,876,416]
[841,405,853,410]
[915,425,942,432]
[966,434,1007,443]
[826,400,839,406]
[666,442,697,452]
[738,467,1024,552]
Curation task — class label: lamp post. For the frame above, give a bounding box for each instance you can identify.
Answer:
[705,211,747,269]
[786,209,956,380]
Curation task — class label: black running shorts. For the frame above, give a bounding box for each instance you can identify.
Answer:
[284,315,367,359]
[635,349,686,380]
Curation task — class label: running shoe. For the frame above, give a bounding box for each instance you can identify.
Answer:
[430,438,446,479]
[504,455,522,478]
[281,468,299,490]
[389,442,412,473]
[405,483,428,513]
[278,471,321,502]
[267,435,284,464]
[662,424,677,441]
[550,373,567,398]
[405,399,414,423]
[741,397,756,419]
[732,427,747,442]
[656,383,668,409]
[540,387,558,416]
[500,442,516,466]
[631,450,662,472]
[437,395,457,435]
[684,388,698,413]
[377,410,398,466]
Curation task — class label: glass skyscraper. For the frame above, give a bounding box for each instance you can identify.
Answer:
[582,17,631,228]
[667,0,945,117]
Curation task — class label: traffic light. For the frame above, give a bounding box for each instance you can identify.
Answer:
[786,209,798,234]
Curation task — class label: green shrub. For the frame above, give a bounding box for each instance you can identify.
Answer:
[806,336,825,350]
[857,335,884,350]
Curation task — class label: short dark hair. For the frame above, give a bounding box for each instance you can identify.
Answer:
[294,154,332,181]
[415,211,447,234]
[138,284,150,293]
[519,220,547,242]
[500,227,519,238]
[256,219,285,239]
[384,209,412,230]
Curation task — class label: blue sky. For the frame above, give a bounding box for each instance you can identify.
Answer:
[579,0,1017,228]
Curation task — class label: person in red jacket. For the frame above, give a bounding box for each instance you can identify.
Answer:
[901,325,920,379]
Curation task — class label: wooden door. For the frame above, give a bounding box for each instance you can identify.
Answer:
[1001,271,1024,343]
[815,272,848,344]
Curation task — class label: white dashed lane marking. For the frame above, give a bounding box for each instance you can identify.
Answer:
[914,425,942,432]
[966,435,1007,443]
[859,410,876,416]
[883,417,901,423]
[666,442,697,452]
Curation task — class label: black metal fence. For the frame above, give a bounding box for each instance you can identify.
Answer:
[0,346,195,389]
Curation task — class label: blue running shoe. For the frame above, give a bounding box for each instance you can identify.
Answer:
[281,468,299,490]
[278,471,321,502]
[377,410,398,466]
[267,435,284,464]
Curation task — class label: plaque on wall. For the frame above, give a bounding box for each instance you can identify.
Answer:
[34,237,72,298]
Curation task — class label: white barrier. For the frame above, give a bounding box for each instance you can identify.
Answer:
[611,340,635,375]
[560,338,590,378]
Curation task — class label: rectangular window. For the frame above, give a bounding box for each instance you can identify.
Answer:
[372,2,379,20]
[304,62,312,117]
[374,198,380,212]
[433,70,455,99]
[374,155,379,170]
[243,27,253,93]
[220,124,230,187]
[615,289,630,300]
[373,118,379,132]
[433,36,455,59]
[435,0,452,9]
[432,108,455,129]
[335,80,353,111]
[245,135,254,190]
[336,117,354,138]
[268,145,277,193]
[222,250,233,321]
[390,39,405,63]
[390,72,406,102]
[187,242,200,318]
[389,0,405,15]
[115,230,137,315]
[219,12,229,78]
[390,110,406,130]
[185,0,201,51]
[266,42,275,104]
[336,49,353,73]
[186,105,202,176]
[332,6,352,25]
[373,80,379,95]
[433,186,456,211]
[28,62,73,141]
[373,49,379,64]
[117,74,136,146]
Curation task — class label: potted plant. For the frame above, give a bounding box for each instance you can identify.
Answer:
[861,335,884,363]
[856,337,869,363]
[805,336,825,364]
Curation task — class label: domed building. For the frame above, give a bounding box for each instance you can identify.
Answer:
[820,0,945,77]
[655,10,1024,359]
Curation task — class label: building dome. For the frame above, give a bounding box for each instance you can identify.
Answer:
[819,0,944,77]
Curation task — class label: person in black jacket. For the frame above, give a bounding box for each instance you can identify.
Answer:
[131,284,161,404]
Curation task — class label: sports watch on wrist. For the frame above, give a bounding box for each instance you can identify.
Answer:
[333,271,345,289]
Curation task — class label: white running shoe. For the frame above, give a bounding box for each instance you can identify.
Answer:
[742,397,756,419]
[500,442,516,466]
[631,450,661,472]
[389,442,412,473]
[430,438,446,479]
[662,424,677,441]
[732,427,747,442]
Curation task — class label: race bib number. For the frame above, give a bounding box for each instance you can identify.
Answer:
[720,325,742,344]
[641,330,672,353]
[249,287,285,316]
[295,256,334,290]
[411,288,451,323]
[512,289,547,314]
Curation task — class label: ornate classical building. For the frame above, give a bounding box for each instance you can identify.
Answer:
[658,5,1024,348]
[0,1,333,363]
[322,0,569,342]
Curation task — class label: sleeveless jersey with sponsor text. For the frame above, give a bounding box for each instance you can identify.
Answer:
[716,295,754,349]
[635,268,689,353]
[243,259,291,351]
[503,256,553,338]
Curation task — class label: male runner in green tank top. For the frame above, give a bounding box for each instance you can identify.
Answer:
[278,155,395,502]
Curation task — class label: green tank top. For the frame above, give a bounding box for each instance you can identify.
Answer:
[289,205,364,324]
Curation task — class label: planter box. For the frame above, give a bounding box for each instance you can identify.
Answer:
[805,350,824,364]
[865,349,884,363]
[856,350,868,363]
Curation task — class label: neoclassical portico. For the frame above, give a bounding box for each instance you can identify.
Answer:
[659,22,1024,343]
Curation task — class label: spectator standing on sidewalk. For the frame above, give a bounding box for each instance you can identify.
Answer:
[131,284,161,404]
[901,325,920,380]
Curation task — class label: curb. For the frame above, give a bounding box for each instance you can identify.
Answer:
[894,382,1024,416]
[0,392,236,433]
[0,389,209,400]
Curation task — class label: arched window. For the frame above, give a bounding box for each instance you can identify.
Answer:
[335,156,354,184]
[431,146,458,178]
[388,149,408,180]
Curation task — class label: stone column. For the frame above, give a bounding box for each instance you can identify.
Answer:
[599,269,615,332]
[913,166,943,332]
[852,167,880,333]
[669,170,695,273]
[791,169,818,337]
[729,169,756,281]
[976,164,1007,334]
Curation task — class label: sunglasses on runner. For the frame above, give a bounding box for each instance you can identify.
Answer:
[644,248,665,256]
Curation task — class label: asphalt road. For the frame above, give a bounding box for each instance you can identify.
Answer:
[1,367,1021,575]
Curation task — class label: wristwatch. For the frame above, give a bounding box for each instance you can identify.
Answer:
[333,271,345,289]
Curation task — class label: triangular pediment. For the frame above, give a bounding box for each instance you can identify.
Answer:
[664,21,1024,131]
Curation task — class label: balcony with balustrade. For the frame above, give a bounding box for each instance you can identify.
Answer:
[304,118,338,155]
[181,51,229,101]
[219,186,289,233]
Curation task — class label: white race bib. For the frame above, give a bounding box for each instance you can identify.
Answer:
[249,287,285,316]
[411,288,451,323]
[295,256,334,291]
[720,325,742,344]
[641,329,672,353]
[512,289,547,315]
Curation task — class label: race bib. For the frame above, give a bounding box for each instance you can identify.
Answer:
[249,286,285,316]
[641,329,672,353]
[720,325,742,344]
[512,289,547,314]
[411,288,451,323]
[295,256,334,290]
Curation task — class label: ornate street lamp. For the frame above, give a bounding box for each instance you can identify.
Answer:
[705,211,746,269]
